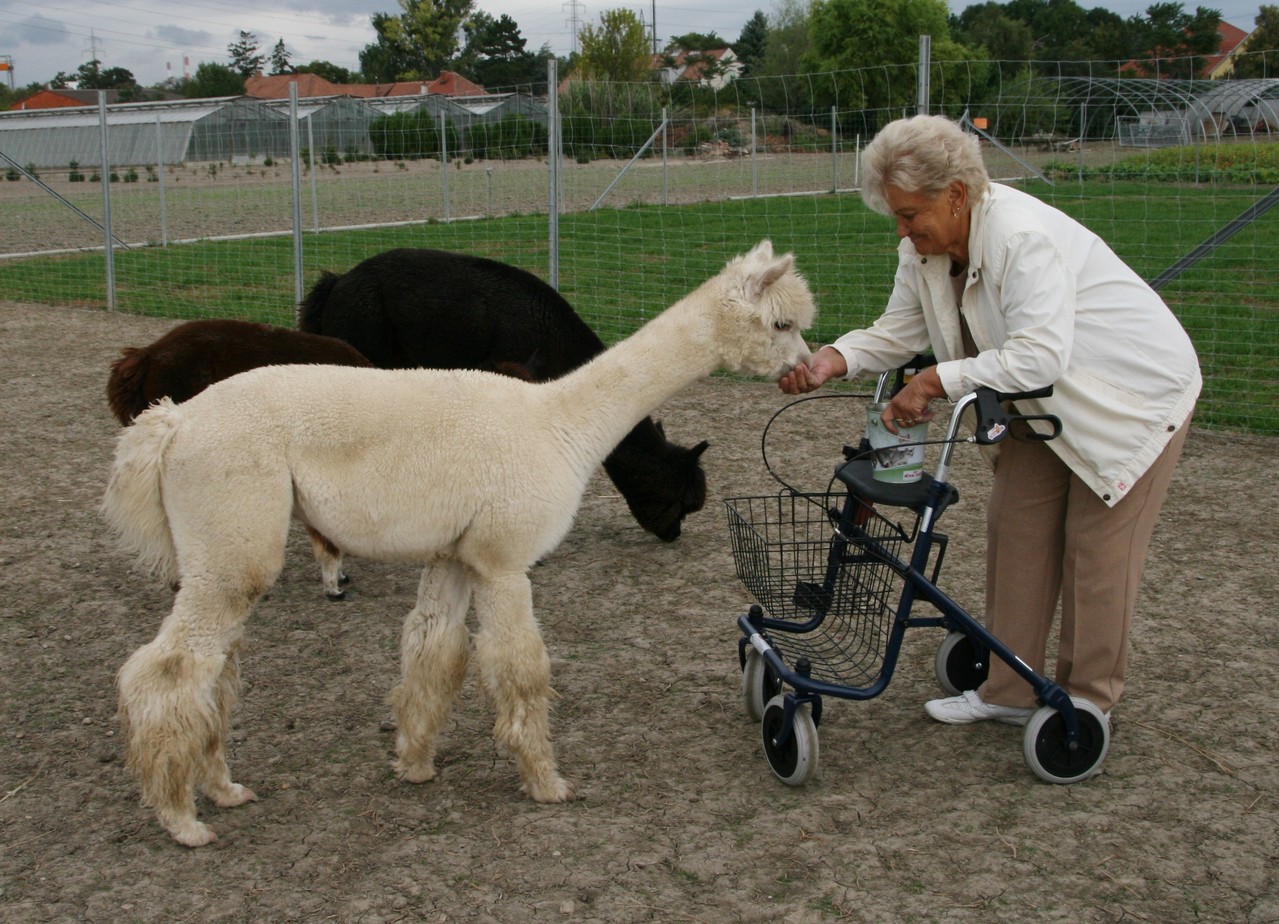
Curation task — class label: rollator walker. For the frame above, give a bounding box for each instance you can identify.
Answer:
[725,359,1111,786]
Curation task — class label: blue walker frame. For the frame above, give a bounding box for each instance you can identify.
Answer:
[730,361,1111,785]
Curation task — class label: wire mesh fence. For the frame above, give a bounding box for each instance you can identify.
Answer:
[0,62,1275,433]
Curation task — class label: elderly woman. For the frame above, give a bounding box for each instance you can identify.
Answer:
[780,114,1201,730]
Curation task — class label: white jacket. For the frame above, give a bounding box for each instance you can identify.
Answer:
[830,183,1202,506]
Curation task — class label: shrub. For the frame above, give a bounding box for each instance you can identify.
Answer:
[369,111,461,161]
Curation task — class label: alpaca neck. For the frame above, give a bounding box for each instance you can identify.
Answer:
[545,294,717,466]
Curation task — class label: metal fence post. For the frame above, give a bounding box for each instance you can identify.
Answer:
[440,110,450,223]
[918,35,932,115]
[751,106,758,197]
[547,59,560,289]
[307,115,319,231]
[98,92,116,311]
[831,106,838,193]
[155,114,169,246]
[289,82,304,307]
[662,106,669,206]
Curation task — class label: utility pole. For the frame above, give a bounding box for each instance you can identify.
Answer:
[563,0,584,55]
[84,29,103,66]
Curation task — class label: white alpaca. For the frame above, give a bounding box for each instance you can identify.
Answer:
[102,241,816,847]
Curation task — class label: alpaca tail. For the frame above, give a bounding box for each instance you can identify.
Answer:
[106,346,152,425]
[101,399,183,585]
[297,270,340,331]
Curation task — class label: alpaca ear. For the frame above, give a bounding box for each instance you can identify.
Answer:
[752,240,774,260]
[691,440,709,459]
[654,419,666,437]
[747,253,795,299]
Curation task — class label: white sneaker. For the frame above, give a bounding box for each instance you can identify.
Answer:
[925,690,1034,726]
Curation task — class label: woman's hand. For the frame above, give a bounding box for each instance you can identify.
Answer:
[778,346,848,395]
[883,366,945,433]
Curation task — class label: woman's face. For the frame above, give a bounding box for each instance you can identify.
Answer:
[884,182,966,260]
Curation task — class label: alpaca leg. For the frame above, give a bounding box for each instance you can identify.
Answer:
[118,635,240,847]
[196,633,257,809]
[388,560,472,783]
[118,571,273,847]
[472,572,574,803]
[306,525,347,600]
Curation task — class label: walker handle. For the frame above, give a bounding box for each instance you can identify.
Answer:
[973,386,1062,444]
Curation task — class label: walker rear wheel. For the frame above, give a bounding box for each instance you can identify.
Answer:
[1022,697,1110,784]
[934,630,989,696]
[742,649,783,722]
[761,695,819,786]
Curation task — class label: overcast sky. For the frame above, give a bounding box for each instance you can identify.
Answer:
[0,0,1266,90]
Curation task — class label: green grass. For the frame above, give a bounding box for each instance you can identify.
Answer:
[1,181,1274,434]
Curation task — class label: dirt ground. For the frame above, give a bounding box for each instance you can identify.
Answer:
[1,299,1276,923]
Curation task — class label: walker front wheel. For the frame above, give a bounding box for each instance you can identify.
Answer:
[761,695,819,786]
[742,649,783,722]
[1022,697,1110,784]
[934,631,990,696]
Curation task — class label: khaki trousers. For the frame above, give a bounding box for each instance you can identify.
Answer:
[978,421,1191,712]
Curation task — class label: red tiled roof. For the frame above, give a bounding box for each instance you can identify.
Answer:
[425,71,488,97]
[1121,20,1253,78]
[243,70,488,100]
[10,88,121,110]
[1200,21,1251,76]
[244,73,344,99]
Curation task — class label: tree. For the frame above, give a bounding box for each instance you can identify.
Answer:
[269,39,293,75]
[46,60,146,101]
[360,13,416,82]
[1231,5,1279,78]
[361,0,475,81]
[1127,3,1224,80]
[666,32,726,52]
[745,0,812,110]
[295,60,359,84]
[953,2,1034,63]
[228,30,266,78]
[456,12,541,88]
[758,0,811,78]
[734,11,769,76]
[806,0,980,113]
[577,8,652,81]
[184,61,246,98]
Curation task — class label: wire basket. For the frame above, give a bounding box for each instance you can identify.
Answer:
[725,492,912,688]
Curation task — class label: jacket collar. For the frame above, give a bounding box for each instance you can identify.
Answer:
[966,183,1004,273]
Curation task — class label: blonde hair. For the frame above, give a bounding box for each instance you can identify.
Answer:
[860,115,990,216]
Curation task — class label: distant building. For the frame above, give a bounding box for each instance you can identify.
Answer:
[244,70,490,101]
[653,48,742,91]
[1121,20,1255,79]
[11,88,122,110]
[1200,22,1253,78]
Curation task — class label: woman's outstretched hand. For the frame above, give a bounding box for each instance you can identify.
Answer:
[778,347,848,395]
[882,366,945,433]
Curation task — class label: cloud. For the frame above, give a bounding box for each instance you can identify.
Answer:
[12,12,74,47]
[152,24,213,47]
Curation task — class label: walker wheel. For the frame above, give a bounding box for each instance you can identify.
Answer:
[761,694,819,786]
[934,630,990,696]
[1022,697,1110,784]
[741,649,783,722]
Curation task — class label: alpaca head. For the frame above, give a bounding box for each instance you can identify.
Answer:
[711,240,816,381]
[603,425,709,541]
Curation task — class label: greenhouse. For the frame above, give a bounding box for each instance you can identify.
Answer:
[0,96,292,169]
[1041,77,1279,147]
[0,92,551,171]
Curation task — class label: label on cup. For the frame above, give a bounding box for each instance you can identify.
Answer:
[867,404,928,483]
